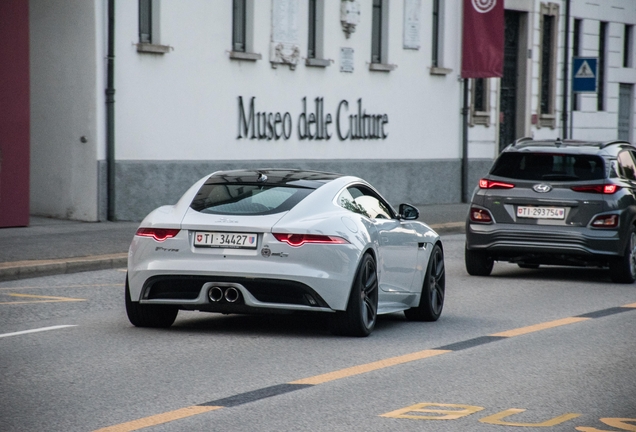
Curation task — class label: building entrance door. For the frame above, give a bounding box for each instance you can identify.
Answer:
[499,10,521,151]
[618,84,633,141]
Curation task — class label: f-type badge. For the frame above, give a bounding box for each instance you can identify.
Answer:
[533,183,552,193]
[261,246,288,258]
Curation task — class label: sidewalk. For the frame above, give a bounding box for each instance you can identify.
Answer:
[0,203,468,282]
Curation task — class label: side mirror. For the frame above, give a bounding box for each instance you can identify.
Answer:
[398,203,419,220]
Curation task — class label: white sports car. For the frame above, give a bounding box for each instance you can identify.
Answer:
[126,169,445,336]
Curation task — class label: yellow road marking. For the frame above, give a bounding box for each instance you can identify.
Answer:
[93,405,222,432]
[0,293,86,304]
[479,408,581,427]
[290,349,450,385]
[490,317,590,338]
[623,302,636,308]
[381,403,485,420]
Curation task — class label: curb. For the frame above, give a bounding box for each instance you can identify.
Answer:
[0,253,128,282]
[0,223,465,283]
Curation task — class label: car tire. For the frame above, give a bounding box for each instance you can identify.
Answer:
[465,244,494,276]
[330,254,378,337]
[125,276,178,328]
[405,243,445,322]
[609,225,636,284]
[518,263,540,269]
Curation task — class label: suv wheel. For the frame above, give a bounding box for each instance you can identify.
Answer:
[609,225,636,284]
[465,244,494,276]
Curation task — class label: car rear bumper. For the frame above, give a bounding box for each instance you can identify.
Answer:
[466,222,622,261]
[127,236,362,312]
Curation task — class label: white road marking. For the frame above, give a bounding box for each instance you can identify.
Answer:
[0,325,77,339]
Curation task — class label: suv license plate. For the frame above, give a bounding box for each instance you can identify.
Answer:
[517,206,565,219]
[194,232,258,248]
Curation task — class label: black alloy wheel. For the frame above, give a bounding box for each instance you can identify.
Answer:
[330,254,378,337]
[609,225,636,284]
[125,275,179,328]
[405,243,445,321]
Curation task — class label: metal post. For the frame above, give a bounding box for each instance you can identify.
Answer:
[561,0,570,139]
[106,0,116,220]
[461,78,469,203]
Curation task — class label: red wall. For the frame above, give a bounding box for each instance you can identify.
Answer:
[0,0,30,227]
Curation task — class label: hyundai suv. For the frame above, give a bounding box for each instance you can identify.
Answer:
[465,138,636,283]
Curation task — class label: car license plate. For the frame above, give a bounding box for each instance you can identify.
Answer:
[517,206,565,219]
[194,232,258,248]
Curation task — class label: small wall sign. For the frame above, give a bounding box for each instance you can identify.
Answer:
[340,47,354,73]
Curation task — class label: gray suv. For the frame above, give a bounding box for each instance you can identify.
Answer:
[465,138,636,283]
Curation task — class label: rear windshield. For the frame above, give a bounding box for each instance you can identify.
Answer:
[190,184,314,215]
[490,153,606,181]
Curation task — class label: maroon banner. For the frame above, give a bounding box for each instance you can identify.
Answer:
[461,0,504,78]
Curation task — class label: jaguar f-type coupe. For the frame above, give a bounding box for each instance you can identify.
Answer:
[126,169,445,336]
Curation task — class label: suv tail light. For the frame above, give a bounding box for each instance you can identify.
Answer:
[570,184,621,194]
[136,228,180,242]
[591,214,618,228]
[469,207,493,223]
[479,179,515,189]
[273,233,349,247]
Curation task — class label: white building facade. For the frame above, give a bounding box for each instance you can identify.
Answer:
[25,0,636,222]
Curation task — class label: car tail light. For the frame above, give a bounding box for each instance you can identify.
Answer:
[469,207,493,223]
[136,228,180,242]
[591,214,618,228]
[479,179,515,189]
[570,184,621,194]
[272,233,349,247]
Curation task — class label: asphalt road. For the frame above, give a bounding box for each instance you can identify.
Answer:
[1,233,635,431]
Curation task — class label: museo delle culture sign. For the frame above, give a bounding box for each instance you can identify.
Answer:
[237,96,389,141]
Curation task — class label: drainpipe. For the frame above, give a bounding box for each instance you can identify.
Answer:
[461,78,469,203]
[106,0,116,220]
[561,0,570,139]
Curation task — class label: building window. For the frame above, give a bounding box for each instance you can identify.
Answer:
[430,0,450,75]
[230,0,260,61]
[371,0,383,63]
[369,0,394,71]
[139,0,152,43]
[306,0,329,67]
[624,24,633,68]
[598,21,607,111]
[432,0,440,67]
[308,0,316,58]
[538,3,559,128]
[470,78,490,126]
[572,19,582,111]
[136,0,169,54]
[232,0,246,52]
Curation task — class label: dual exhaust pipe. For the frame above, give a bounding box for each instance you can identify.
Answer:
[208,286,240,303]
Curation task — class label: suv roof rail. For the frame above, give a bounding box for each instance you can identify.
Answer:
[600,140,632,149]
[511,137,533,147]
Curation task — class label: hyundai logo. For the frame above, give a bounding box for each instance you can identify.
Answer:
[533,184,552,193]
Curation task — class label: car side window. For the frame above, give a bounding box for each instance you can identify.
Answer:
[617,151,636,181]
[337,186,393,219]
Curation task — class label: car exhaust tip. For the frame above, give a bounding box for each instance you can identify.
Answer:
[208,286,224,302]
[224,287,240,303]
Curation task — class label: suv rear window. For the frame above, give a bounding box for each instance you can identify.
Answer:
[191,184,314,215]
[490,153,606,181]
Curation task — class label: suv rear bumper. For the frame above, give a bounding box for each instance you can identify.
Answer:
[466,222,622,261]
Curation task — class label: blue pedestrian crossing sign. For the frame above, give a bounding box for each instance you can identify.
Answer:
[572,57,598,93]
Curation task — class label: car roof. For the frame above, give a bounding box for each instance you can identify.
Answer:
[205,169,344,189]
[503,137,635,156]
